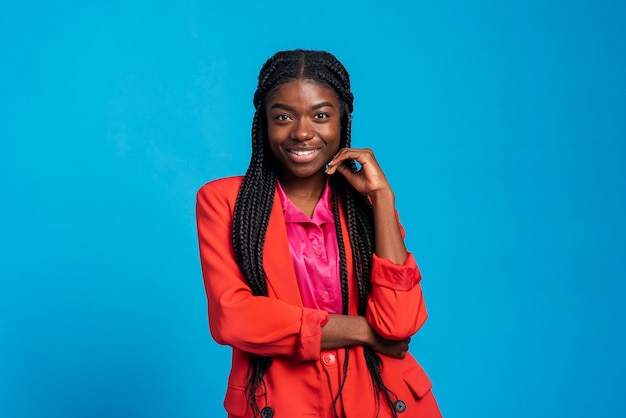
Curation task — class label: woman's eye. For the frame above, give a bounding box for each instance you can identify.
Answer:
[315,113,329,119]
[275,114,291,121]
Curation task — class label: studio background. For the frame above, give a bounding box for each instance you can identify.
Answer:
[1,1,625,417]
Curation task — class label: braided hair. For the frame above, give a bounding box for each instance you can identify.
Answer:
[232,49,398,417]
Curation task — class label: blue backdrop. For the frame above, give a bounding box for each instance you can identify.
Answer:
[2,1,625,417]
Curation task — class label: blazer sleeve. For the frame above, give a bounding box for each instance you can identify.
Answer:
[365,219,428,341]
[196,180,328,360]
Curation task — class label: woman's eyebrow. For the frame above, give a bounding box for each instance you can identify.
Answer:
[270,103,293,111]
[311,101,335,110]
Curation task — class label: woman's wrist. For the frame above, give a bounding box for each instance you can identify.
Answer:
[322,314,374,349]
[368,186,395,205]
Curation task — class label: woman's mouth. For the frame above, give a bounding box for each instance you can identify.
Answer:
[287,148,320,163]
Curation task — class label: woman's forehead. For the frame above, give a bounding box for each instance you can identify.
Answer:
[265,79,339,103]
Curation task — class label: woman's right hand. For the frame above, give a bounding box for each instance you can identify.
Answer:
[367,328,411,359]
[321,314,410,359]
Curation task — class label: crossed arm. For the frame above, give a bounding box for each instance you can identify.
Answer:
[197,167,426,362]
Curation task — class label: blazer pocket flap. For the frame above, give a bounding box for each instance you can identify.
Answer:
[403,364,433,398]
[224,385,247,417]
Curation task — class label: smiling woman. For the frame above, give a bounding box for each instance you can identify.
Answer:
[196,49,441,418]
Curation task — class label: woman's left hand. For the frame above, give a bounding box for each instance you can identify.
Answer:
[328,147,407,264]
[325,148,391,197]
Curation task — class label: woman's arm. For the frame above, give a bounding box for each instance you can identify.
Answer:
[368,189,427,340]
[327,149,428,341]
[197,179,329,361]
[321,314,410,359]
[370,188,408,263]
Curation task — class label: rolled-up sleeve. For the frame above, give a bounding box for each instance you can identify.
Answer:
[370,252,422,290]
[297,308,329,361]
[366,252,427,340]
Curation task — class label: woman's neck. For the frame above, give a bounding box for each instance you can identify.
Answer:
[277,172,327,217]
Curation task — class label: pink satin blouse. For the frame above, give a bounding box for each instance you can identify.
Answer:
[277,180,342,314]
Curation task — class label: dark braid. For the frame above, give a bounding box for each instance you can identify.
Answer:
[232,102,276,416]
[232,49,397,417]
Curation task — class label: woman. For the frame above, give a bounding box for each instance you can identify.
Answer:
[196,49,441,418]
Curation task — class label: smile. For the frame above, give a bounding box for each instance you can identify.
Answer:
[287,148,320,163]
[289,149,317,157]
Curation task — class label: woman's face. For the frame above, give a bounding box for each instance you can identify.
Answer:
[265,79,342,183]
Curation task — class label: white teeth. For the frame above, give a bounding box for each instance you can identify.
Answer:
[290,150,316,156]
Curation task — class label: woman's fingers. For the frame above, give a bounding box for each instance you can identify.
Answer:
[370,335,411,359]
[326,148,376,173]
[326,147,389,194]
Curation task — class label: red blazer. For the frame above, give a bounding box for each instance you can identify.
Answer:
[197,176,441,418]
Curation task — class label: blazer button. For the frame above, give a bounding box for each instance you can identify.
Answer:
[321,352,336,366]
[261,406,274,418]
[393,400,406,413]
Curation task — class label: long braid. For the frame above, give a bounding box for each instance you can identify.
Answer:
[233,49,398,417]
[330,184,350,417]
[232,107,276,416]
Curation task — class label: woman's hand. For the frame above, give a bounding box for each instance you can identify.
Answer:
[368,332,411,359]
[321,315,411,359]
[327,147,408,264]
[325,148,391,199]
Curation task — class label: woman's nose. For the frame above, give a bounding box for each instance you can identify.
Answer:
[292,119,314,141]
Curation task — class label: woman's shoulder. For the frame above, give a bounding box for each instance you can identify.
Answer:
[196,175,244,202]
[198,175,244,192]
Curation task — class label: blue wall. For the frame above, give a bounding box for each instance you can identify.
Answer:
[1,1,625,417]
